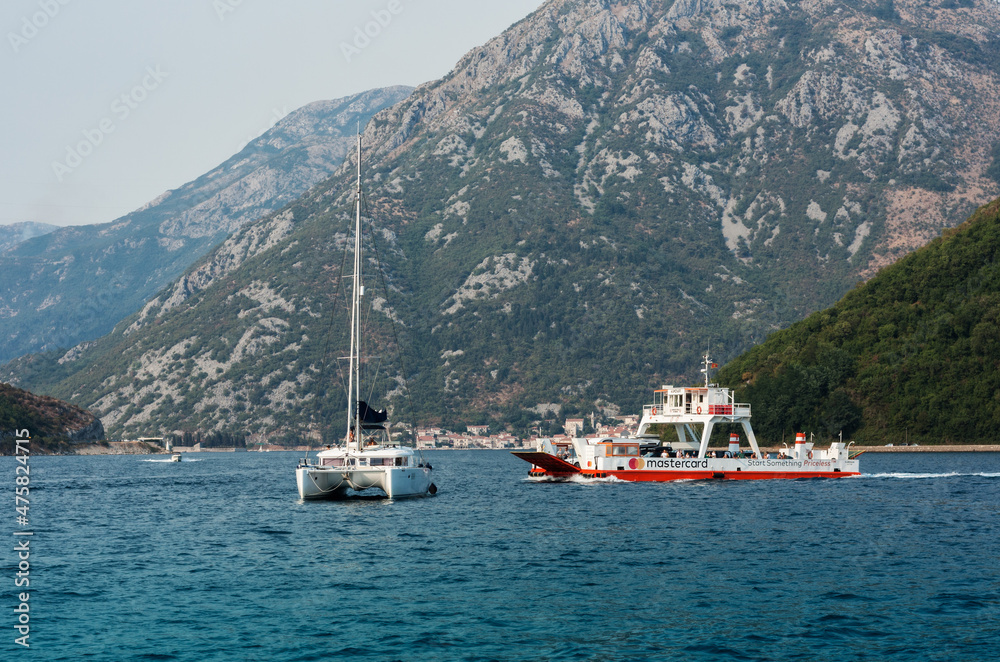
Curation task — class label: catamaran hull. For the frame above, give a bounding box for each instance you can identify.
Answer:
[296,467,351,499]
[350,467,434,498]
[296,466,434,499]
[382,467,434,498]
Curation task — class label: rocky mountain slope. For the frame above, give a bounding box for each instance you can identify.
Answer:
[0,222,58,253]
[6,0,1000,439]
[0,86,412,364]
[717,196,1000,444]
[1,382,104,451]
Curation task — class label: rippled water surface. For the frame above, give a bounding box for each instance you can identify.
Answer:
[5,450,999,661]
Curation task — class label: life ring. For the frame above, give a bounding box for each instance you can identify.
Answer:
[651,407,657,415]
[807,451,813,459]
[696,406,702,414]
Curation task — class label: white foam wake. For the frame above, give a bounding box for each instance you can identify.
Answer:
[522,473,623,484]
[864,472,1000,479]
[568,473,623,484]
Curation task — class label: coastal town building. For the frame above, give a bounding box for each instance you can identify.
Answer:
[415,428,525,449]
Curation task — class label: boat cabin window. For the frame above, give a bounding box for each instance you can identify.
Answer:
[394,457,408,467]
[369,458,386,466]
[323,458,345,467]
[611,445,639,457]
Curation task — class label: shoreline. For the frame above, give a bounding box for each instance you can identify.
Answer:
[838,444,1000,453]
[12,443,1000,456]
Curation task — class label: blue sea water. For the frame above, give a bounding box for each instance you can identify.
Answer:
[3,450,999,661]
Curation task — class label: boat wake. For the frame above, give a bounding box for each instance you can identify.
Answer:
[569,474,624,485]
[865,472,1000,479]
[142,458,203,463]
[523,472,624,484]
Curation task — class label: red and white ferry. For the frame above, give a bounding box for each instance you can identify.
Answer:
[513,355,862,481]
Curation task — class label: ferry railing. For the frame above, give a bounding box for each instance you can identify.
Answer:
[643,403,752,417]
[644,404,686,416]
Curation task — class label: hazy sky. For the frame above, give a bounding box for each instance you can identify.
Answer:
[1,0,544,227]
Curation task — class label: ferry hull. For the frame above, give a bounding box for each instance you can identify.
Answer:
[521,453,862,481]
[528,467,860,481]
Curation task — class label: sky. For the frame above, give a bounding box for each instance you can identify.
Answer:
[0,0,544,227]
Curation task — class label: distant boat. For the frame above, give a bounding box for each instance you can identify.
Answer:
[513,354,863,481]
[170,452,182,462]
[295,135,435,500]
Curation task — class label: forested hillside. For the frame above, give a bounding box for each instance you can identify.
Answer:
[0,383,104,453]
[718,198,1000,444]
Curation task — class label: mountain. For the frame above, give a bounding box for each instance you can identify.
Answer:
[0,86,413,364]
[6,0,1000,439]
[716,196,1000,445]
[0,382,104,452]
[0,222,58,253]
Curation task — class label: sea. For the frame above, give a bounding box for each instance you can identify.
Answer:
[3,450,999,661]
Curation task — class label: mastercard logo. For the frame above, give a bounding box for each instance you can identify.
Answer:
[628,458,645,470]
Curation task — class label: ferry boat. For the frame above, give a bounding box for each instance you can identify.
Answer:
[295,135,435,500]
[513,355,862,481]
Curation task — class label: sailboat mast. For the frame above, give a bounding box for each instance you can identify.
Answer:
[346,134,364,450]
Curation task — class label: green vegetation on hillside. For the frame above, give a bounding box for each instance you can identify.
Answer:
[717,199,1000,445]
[0,383,102,453]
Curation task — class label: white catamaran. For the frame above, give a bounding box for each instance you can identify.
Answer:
[295,136,435,499]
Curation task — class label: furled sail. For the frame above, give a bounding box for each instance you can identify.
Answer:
[357,400,388,429]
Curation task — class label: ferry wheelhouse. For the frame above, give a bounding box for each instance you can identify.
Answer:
[513,356,862,481]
